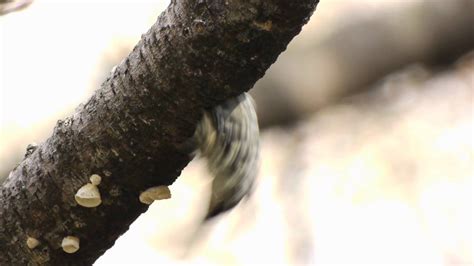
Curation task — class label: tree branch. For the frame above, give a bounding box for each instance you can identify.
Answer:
[0,0,319,264]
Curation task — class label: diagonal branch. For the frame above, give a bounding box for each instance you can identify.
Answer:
[0,0,319,264]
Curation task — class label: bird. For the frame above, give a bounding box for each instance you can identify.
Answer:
[193,92,260,220]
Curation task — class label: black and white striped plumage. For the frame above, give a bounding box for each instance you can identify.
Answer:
[194,93,259,220]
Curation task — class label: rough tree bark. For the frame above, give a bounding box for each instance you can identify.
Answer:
[0,0,319,265]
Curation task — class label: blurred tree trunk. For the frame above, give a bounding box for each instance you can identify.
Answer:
[0,0,318,265]
[0,0,32,15]
[252,0,474,128]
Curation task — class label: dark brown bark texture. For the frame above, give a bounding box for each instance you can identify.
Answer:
[0,0,318,265]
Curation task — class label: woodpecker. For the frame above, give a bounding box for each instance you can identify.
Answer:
[193,92,260,220]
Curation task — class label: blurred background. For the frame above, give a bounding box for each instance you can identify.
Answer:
[1,0,472,265]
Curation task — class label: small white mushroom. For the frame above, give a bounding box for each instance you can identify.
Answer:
[61,236,80,254]
[89,174,102,186]
[26,237,40,249]
[139,186,171,205]
[75,183,101,208]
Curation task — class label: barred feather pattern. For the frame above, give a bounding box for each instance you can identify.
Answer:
[194,93,260,219]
